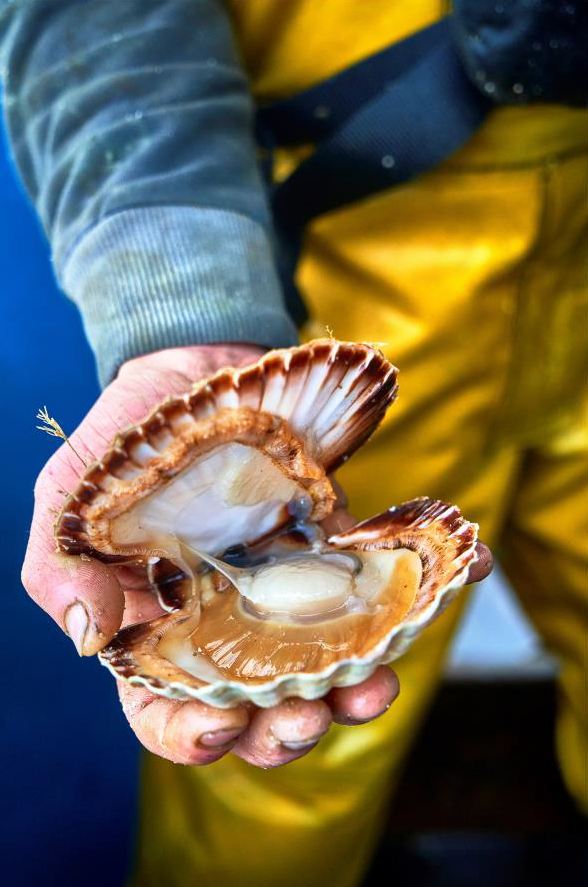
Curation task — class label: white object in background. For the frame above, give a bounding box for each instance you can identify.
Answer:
[446,563,558,679]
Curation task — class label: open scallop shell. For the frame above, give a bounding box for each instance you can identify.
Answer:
[55,340,478,708]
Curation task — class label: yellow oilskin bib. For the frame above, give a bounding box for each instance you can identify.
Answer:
[130,4,588,886]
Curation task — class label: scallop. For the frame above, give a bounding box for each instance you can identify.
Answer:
[55,340,478,708]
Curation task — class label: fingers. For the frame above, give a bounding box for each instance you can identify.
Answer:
[466,541,493,584]
[233,697,332,768]
[329,477,349,511]
[232,669,398,771]
[320,506,357,536]
[321,475,357,536]
[327,666,400,725]
[120,589,166,628]
[118,682,250,765]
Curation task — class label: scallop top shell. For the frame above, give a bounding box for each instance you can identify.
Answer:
[55,340,478,708]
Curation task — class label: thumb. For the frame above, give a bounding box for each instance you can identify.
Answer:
[22,455,125,656]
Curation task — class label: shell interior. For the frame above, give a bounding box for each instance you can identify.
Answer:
[157,546,423,683]
[110,442,308,559]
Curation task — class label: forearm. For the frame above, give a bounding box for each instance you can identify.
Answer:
[0,0,297,385]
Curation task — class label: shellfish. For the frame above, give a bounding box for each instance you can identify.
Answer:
[55,340,478,708]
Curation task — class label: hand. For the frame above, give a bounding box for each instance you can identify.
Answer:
[22,344,492,768]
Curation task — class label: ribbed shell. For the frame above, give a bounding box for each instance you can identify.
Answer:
[55,340,398,560]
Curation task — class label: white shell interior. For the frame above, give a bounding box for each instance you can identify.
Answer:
[110,443,304,555]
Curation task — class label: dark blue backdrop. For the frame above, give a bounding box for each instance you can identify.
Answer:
[0,134,139,886]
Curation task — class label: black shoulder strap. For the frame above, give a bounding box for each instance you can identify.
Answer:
[256,17,491,321]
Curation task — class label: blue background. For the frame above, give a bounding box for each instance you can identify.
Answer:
[0,136,138,886]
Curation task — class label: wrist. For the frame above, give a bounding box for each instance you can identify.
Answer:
[61,207,298,388]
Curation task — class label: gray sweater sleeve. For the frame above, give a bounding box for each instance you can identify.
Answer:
[0,0,298,385]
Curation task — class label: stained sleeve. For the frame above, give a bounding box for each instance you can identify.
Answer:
[0,0,298,386]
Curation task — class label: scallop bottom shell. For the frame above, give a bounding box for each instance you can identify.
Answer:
[100,498,478,708]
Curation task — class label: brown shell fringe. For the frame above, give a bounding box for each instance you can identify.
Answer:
[328,497,478,621]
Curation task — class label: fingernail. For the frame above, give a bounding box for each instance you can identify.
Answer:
[64,602,89,656]
[342,703,391,726]
[198,728,243,749]
[341,715,373,726]
[279,736,322,752]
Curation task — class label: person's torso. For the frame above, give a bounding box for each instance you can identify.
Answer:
[225,0,587,164]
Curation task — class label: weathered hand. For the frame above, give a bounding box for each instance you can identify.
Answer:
[22,344,492,768]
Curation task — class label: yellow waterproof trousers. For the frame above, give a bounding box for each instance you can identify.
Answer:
[130,101,587,887]
[130,7,587,884]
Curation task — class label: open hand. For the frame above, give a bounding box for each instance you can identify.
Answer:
[22,344,492,768]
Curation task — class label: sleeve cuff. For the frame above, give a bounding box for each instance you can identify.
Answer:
[59,206,299,387]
